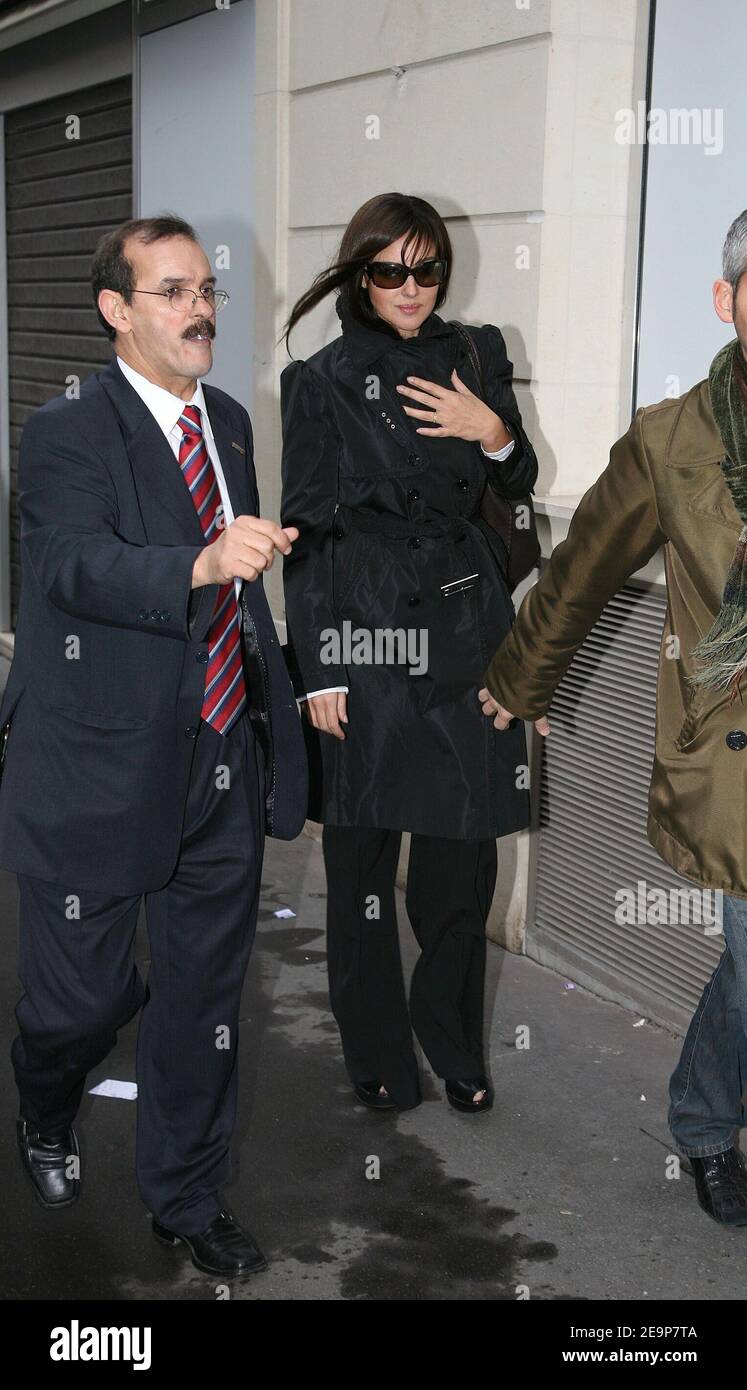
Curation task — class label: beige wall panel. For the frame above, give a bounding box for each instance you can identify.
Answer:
[288,43,549,228]
[288,0,551,89]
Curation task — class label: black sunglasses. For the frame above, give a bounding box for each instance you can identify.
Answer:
[363,258,447,290]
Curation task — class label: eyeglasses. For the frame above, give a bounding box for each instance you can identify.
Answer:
[132,286,230,313]
[363,258,447,290]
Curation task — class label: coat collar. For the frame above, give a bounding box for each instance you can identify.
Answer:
[335,297,456,368]
[97,356,251,540]
[665,378,728,467]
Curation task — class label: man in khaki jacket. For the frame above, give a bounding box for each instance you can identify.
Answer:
[480,209,747,1229]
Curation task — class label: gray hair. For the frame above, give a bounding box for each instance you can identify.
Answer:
[722,209,747,295]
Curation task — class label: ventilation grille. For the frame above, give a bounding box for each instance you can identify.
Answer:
[529,581,722,1034]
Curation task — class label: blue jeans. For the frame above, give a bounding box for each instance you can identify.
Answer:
[668,894,747,1156]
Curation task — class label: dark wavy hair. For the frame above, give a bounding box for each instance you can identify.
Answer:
[281,192,452,353]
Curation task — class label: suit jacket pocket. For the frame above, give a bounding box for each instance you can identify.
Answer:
[44,703,151,730]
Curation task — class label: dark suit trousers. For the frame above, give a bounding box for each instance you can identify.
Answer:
[11,709,265,1236]
[322,826,498,1109]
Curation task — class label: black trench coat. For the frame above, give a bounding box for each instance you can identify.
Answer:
[279,300,537,840]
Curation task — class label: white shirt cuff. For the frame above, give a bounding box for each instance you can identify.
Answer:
[298,686,349,701]
[481,437,515,461]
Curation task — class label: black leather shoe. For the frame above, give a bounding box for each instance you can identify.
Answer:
[152,1207,268,1277]
[689,1148,747,1226]
[353,1080,397,1110]
[16,1117,80,1207]
[445,1077,493,1112]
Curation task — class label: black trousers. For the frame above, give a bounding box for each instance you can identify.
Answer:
[322,825,498,1109]
[11,709,265,1236]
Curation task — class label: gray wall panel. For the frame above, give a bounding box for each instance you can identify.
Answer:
[138,1,255,414]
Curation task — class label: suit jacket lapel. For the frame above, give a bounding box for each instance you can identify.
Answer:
[203,396,261,623]
[202,389,254,519]
[98,359,253,545]
[99,359,205,544]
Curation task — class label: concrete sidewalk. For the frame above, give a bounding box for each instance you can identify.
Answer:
[1,823,746,1301]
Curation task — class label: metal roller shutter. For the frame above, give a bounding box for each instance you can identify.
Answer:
[4,74,132,628]
[528,580,723,1034]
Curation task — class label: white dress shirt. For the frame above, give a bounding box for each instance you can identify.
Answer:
[299,434,515,703]
[116,355,243,605]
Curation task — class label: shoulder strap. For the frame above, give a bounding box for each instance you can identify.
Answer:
[446,320,485,399]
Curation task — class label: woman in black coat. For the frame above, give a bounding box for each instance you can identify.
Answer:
[280,192,537,1113]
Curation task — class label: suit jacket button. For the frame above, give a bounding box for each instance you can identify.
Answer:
[407,489,420,502]
[196,650,209,664]
[149,609,160,620]
[726,730,747,750]
[408,453,420,464]
[333,525,345,539]
[185,725,199,739]
[458,478,469,490]
[138,609,148,620]
[159,610,171,622]
[408,594,420,606]
[408,536,421,549]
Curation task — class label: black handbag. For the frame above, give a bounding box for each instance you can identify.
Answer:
[447,320,540,592]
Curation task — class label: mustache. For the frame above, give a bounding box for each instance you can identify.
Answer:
[182,320,215,341]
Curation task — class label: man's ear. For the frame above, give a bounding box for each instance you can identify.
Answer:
[713,278,735,326]
[98,288,132,337]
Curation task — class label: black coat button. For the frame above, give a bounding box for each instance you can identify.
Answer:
[407,489,420,502]
[185,725,199,739]
[138,609,148,621]
[408,453,420,465]
[726,730,747,750]
[407,536,421,549]
[149,609,160,621]
[332,525,345,539]
[196,650,209,664]
[408,594,420,606]
[159,611,171,622]
[458,478,469,491]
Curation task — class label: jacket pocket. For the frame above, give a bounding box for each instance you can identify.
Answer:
[43,703,151,730]
[332,518,367,612]
[673,685,706,750]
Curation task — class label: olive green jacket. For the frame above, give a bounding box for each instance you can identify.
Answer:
[483,378,747,898]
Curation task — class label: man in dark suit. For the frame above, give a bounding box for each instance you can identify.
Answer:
[0,214,308,1278]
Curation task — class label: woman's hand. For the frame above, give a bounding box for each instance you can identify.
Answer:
[396,370,510,449]
[303,690,348,740]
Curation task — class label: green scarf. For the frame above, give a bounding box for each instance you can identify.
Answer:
[690,337,747,697]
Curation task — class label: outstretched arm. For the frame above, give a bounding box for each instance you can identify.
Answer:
[482,406,667,722]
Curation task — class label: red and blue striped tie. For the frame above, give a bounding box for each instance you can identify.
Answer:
[177,404,247,734]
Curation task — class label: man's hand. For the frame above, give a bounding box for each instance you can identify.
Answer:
[303,690,348,740]
[478,686,550,737]
[396,369,511,450]
[192,516,299,588]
